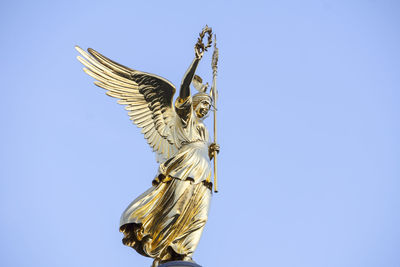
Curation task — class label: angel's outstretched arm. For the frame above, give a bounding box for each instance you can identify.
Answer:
[179,51,202,99]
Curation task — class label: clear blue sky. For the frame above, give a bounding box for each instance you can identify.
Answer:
[1,1,399,266]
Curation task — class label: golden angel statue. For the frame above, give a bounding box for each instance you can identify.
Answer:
[75,26,219,267]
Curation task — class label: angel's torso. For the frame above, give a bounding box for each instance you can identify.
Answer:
[157,99,212,184]
[174,118,210,148]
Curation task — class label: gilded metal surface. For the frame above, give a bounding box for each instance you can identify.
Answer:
[211,35,219,192]
[75,26,220,267]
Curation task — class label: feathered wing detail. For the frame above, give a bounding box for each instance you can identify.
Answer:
[75,46,178,162]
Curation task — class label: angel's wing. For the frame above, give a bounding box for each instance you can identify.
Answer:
[75,46,178,162]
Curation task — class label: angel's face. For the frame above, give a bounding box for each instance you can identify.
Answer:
[195,100,211,118]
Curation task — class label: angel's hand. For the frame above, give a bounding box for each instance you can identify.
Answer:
[195,44,204,59]
[209,143,220,159]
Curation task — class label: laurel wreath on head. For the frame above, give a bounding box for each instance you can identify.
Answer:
[195,25,213,55]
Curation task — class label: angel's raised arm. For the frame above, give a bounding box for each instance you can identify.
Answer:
[179,48,203,100]
[175,50,202,125]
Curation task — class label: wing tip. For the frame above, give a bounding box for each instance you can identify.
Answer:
[88,47,97,56]
[75,45,84,53]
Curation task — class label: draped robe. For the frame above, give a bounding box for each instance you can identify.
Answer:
[119,96,212,261]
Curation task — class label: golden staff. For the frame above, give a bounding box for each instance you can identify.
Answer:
[211,35,219,193]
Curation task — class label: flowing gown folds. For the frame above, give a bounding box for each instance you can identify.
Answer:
[119,96,212,261]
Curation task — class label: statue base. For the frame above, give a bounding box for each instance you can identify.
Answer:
[159,261,202,267]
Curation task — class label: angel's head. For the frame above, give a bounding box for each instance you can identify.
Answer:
[193,93,212,119]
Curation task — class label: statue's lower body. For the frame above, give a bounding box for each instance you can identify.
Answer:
[120,178,211,267]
